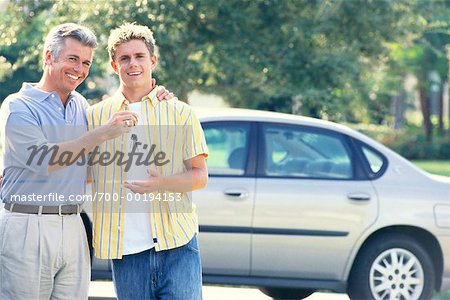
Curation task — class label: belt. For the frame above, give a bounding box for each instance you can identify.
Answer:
[4,203,81,216]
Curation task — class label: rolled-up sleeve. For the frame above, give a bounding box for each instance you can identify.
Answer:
[183,108,208,161]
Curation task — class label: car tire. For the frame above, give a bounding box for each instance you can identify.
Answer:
[259,287,314,299]
[348,233,435,300]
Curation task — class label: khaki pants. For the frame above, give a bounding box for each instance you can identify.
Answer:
[0,209,90,300]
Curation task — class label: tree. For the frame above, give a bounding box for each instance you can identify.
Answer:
[0,0,443,127]
[377,0,450,141]
[187,0,415,122]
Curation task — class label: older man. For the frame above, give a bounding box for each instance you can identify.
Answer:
[0,23,171,299]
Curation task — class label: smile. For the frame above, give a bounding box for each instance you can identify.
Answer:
[66,73,80,80]
[127,71,142,76]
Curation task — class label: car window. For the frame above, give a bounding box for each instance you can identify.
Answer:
[203,123,250,176]
[263,124,353,179]
[361,145,384,174]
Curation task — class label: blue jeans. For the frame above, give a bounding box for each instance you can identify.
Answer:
[112,235,202,300]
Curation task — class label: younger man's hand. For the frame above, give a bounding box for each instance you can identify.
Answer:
[124,168,160,194]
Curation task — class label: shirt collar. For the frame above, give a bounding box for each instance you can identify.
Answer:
[112,86,161,112]
[20,82,75,104]
[20,83,53,102]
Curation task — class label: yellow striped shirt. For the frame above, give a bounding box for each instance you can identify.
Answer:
[86,86,208,259]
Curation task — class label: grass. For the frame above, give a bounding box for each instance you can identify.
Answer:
[435,290,450,300]
[412,160,450,177]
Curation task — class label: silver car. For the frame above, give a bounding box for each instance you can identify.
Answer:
[90,108,450,300]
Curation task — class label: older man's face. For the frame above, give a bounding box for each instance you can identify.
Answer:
[45,38,93,99]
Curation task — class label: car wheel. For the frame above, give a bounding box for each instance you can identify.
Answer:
[348,233,435,300]
[259,287,314,299]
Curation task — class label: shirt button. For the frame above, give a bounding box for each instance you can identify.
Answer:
[51,95,55,98]
[58,108,62,111]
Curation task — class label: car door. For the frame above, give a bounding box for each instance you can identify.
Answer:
[193,121,257,275]
[251,123,378,280]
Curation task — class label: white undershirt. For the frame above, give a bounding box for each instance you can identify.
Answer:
[122,102,154,255]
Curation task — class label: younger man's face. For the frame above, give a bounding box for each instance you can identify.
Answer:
[111,39,157,91]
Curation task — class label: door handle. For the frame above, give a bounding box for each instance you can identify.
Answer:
[347,193,371,201]
[224,189,249,199]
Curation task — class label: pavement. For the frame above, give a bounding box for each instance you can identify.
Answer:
[88,281,350,300]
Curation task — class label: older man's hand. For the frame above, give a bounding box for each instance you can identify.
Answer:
[151,79,175,101]
[156,86,175,101]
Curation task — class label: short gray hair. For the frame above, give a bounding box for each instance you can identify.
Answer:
[43,23,97,64]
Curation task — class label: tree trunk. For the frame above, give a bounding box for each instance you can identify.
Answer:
[419,87,432,142]
[178,88,189,104]
[438,85,444,136]
[392,88,406,130]
[446,81,450,135]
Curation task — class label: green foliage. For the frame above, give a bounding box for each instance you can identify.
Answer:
[351,122,450,160]
[382,131,449,160]
[392,134,438,159]
[347,123,394,141]
[197,0,414,119]
[0,0,110,101]
[0,0,449,128]
[0,0,50,98]
[378,0,450,141]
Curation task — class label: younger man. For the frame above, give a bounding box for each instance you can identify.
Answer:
[87,23,208,299]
